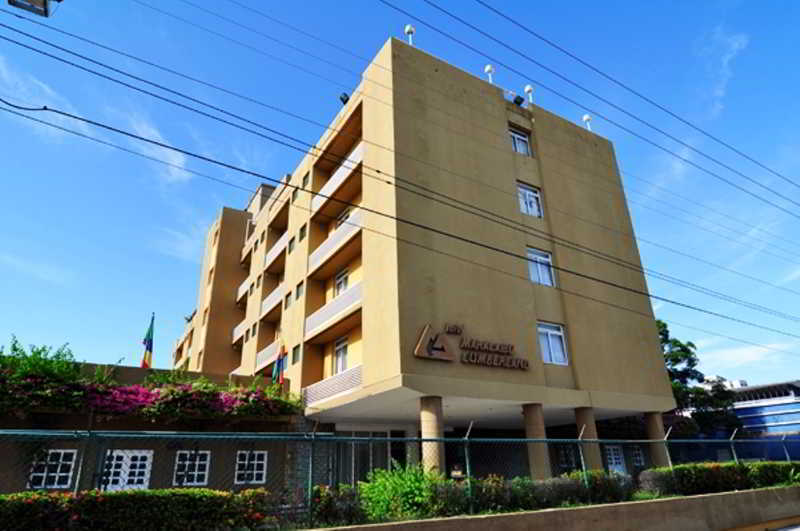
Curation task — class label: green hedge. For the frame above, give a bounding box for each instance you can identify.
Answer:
[639,461,800,496]
[0,488,276,531]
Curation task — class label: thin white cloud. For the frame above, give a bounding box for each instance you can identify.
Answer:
[780,266,800,286]
[700,342,791,371]
[153,220,208,264]
[693,337,726,351]
[698,26,749,118]
[0,53,91,137]
[0,252,74,286]
[128,114,191,183]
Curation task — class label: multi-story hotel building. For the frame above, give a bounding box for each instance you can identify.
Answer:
[172,38,676,478]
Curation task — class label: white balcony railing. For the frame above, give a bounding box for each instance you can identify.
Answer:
[260,283,285,319]
[304,365,362,405]
[311,141,364,213]
[236,278,250,301]
[263,231,288,270]
[308,208,362,274]
[232,319,248,343]
[255,340,280,374]
[305,281,362,339]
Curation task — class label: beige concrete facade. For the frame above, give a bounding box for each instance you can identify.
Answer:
[172,38,675,475]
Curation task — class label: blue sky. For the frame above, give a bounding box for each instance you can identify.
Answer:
[0,1,798,385]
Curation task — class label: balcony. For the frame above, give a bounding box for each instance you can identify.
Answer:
[304,364,362,406]
[236,277,250,302]
[254,340,280,374]
[305,281,362,342]
[260,283,284,322]
[232,319,248,344]
[264,231,288,273]
[311,141,364,217]
[308,208,362,278]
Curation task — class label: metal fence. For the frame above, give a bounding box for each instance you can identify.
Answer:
[1,430,799,521]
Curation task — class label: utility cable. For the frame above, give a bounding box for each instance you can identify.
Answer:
[378,0,800,217]
[4,103,799,362]
[3,96,800,341]
[2,28,798,323]
[473,0,797,190]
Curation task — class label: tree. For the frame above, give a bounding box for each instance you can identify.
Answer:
[657,320,741,435]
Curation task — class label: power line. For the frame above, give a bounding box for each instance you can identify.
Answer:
[2,27,798,324]
[4,104,799,362]
[3,96,800,341]
[1,18,796,293]
[473,0,797,191]
[378,0,800,219]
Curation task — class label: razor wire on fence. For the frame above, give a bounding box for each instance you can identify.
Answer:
[1,430,799,524]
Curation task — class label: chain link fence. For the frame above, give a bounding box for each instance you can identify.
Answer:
[1,429,799,524]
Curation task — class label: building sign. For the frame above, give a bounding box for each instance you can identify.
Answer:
[414,323,529,370]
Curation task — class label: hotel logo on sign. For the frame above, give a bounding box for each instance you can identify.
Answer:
[414,324,529,370]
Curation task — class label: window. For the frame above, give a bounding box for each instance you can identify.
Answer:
[256,274,262,288]
[292,188,299,203]
[173,451,210,486]
[284,293,291,309]
[604,445,626,475]
[537,323,568,365]
[509,127,532,156]
[245,329,250,342]
[334,269,349,296]
[212,229,219,246]
[29,449,76,489]
[202,307,208,325]
[333,336,348,374]
[335,208,351,228]
[556,445,577,472]
[527,248,555,286]
[292,344,301,365]
[632,446,645,468]
[302,172,309,189]
[101,450,153,491]
[299,223,306,242]
[296,281,304,300]
[517,182,542,217]
[254,239,259,252]
[288,237,295,254]
[260,230,265,243]
[248,283,254,296]
[234,451,267,485]
[207,267,214,285]
[251,323,257,337]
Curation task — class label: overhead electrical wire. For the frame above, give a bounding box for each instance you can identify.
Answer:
[472,0,797,190]
[377,0,800,217]
[3,95,800,342]
[2,28,799,325]
[4,103,800,362]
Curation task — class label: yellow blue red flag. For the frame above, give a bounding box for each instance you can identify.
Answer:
[141,312,154,369]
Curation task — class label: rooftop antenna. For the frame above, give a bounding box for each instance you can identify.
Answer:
[404,24,416,46]
[484,64,495,84]
[582,114,592,131]
[524,84,534,104]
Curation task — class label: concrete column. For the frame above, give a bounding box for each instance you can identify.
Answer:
[574,407,604,470]
[420,396,444,472]
[405,425,420,466]
[644,411,671,468]
[522,403,552,479]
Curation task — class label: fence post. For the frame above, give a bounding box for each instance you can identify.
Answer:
[729,428,739,464]
[782,435,791,462]
[664,426,673,471]
[576,425,588,488]
[307,432,316,528]
[464,421,474,515]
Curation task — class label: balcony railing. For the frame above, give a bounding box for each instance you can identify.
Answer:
[236,278,250,301]
[305,281,362,339]
[260,283,284,318]
[308,208,362,274]
[232,319,248,343]
[303,364,362,406]
[264,231,288,270]
[255,340,280,374]
[311,141,364,213]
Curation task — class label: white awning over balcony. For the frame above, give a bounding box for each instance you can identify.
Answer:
[311,141,364,214]
[260,283,284,319]
[308,208,362,275]
[255,340,280,374]
[304,364,362,405]
[232,319,248,343]
[264,231,288,270]
[236,278,250,301]
[304,281,362,340]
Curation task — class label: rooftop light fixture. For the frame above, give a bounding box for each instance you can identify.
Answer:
[7,0,61,17]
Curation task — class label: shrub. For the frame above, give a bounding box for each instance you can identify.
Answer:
[359,465,441,522]
[509,476,537,510]
[639,462,800,496]
[532,476,586,508]
[569,470,635,504]
[749,462,797,488]
[312,484,365,526]
[430,479,470,516]
[472,474,511,512]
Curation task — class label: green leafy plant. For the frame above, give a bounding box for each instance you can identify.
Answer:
[359,464,441,522]
[312,484,365,525]
[639,461,800,496]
